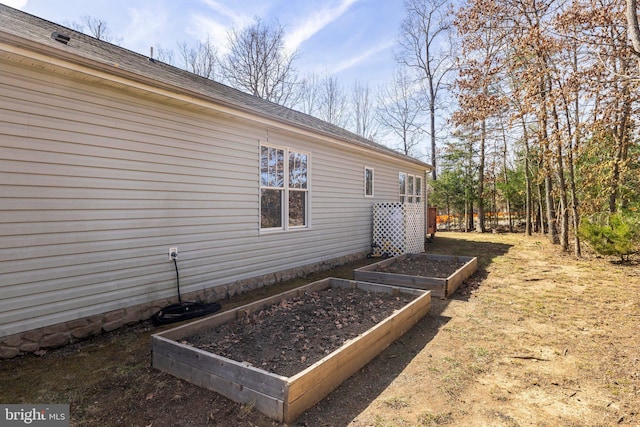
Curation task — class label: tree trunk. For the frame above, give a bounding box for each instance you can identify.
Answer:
[464,196,469,232]
[569,42,581,257]
[551,98,569,251]
[538,182,545,235]
[430,96,437,181]
[521,116,533,236]
[568,137,581,257]
[626,0,640,58]
[539,76,558,244]
[544,173,558,243]
[501,119,513,232]
[608,62,632,213]
[557,146,569,252]
[477,119,486,232]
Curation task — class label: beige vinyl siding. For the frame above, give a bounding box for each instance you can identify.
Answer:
[1,60,252,335]
[0,57,426,337]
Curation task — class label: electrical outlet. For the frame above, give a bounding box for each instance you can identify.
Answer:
[169,247,178,260]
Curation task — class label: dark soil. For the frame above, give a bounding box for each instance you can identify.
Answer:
[186,286,416,377]
[377,256,466,278]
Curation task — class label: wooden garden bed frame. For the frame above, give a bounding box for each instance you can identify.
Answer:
[354,253,478,299]
[151,278,431,422]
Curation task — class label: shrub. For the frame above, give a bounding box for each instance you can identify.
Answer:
[579,211,640,261]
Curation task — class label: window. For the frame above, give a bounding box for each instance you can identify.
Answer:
[399,172,422,203]
[260,145,308,230]
[364,167,374,197]
[399,173,407,203]
[288,151,308,227]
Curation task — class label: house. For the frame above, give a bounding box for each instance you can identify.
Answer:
[0,5,432,358]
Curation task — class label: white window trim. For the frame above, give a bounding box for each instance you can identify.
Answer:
[260,143,311,233]
[399,171,422,204]
[364,166,374,197]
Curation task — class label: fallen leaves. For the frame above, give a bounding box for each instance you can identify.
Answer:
[185,287,415,377]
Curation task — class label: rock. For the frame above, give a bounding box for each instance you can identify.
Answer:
[0,347,19,359]
[40,332,70,349]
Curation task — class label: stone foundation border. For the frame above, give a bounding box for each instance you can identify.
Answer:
[0,252,366,359]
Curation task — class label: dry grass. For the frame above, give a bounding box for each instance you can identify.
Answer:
[350,232,639,427]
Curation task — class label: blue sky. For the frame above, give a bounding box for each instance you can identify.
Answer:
[1,0,406,89]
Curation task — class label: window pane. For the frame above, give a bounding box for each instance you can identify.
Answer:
[262,146,285,188]
[300,154,308,189]
[289,152,308,189]
[416,177,422,196]
[399,173,406,196]
[261,189,282,228]
[289,190,306,227]
[277,148,285,187]
[260,146,269,186]
[408,175,414,196]
[365,168,373,196]
[267,147,285,188]
[268,148,276,187]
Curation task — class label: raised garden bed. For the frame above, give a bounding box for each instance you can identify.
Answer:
[151,278,431,423]
[354,253,478,299]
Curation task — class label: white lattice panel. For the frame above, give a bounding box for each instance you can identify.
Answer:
[373,203,425,257]
[405,203,425,253]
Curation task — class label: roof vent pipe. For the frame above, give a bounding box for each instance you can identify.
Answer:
[148,46,155,62]
[51,32,70,44]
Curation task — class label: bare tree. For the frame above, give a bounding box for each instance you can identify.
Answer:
[68,16,122,44]
[152,44,175,65]
[352,80,379,140]
[298,72,322,116]
[317,74,348,127]
[82,16,111,40]
[396,0,455,180]
[178,36,218,80]
[221,18,300,107]
[377,68,424,156]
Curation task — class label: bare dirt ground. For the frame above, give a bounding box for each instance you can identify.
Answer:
[377,256,467,278]
[1,232,638,427]
[186,286,418,377]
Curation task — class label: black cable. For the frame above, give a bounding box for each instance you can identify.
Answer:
[173,257,181,303]
[151,256,222,326]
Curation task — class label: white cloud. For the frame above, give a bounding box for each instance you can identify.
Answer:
[188,15,230,53]
[200,0,255,27]
[0,0,28,8]
[284,0,360,53]
[332,40,394,74]
[124,7,169,47]
[189,1,257,55]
